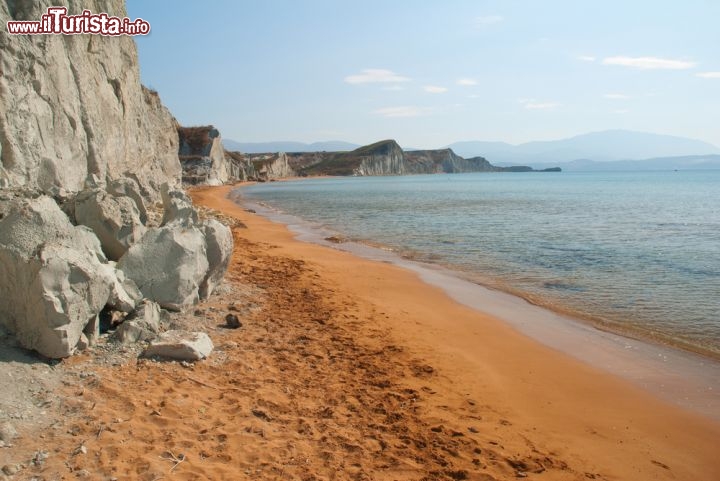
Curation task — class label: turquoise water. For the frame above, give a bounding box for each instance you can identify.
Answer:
[242,171,720,357]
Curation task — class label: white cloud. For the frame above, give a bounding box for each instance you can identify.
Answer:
[475,15,503,26]
[457,78,478,86]
[577,55,596,62]
[423,85,448,94]
[602,56,696,70]
[517,98,559,110]
[604,93,631,100]
[344,69,410,84]
[696,71,720,78]
[524,102,559,110]
[374,106,426,118]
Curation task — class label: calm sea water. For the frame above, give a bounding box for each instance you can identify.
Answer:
[242,171,720,357]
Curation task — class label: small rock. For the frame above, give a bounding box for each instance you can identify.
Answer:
[143,330,214,361]
[516,472,528,478]
[0,423,17,443]
[73,445,87,456]
[76,468,91,477]
[224,313,242,329]
[32,450,49,466]
[76,333,90,351]
[2,464,19,475]
[251,409,272,422]
[324,235,345,244]
[113,300,161,344]
[468,426,479,433]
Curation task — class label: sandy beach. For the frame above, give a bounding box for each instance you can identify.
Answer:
[8,184,719,481]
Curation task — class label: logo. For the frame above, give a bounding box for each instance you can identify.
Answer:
[6,7,150,36]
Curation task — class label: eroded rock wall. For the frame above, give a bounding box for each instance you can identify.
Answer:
[179,126,257,185]
[0,0,180,199]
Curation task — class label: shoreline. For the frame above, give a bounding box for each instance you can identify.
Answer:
[238,176,720,362]
[235,186,720,421]
[186,184,720,479]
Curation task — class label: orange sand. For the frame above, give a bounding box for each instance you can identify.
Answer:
[18,184,720,480]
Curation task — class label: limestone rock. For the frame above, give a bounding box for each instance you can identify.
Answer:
[161,186,198,227]
[0,1,181,200]
[76,332,90,351]
[100,263,142,313]
[107,177,148,224]
[0,240,111,358]
[199,219,233,299]
[75,189,146,260]
[143,330,213,361]
[178,126,257,185]
[113,300,161,344]
[0,196,143,358]
[255,152,296,180]
[0,423,17,443]
[0,196,106,262]
[295,140,499,176]
[178,126,226,186]
[82,314,100,347]
[224,150,258,182]
[118,226,209,311]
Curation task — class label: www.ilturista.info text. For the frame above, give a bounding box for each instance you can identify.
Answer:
[6,7,150,36]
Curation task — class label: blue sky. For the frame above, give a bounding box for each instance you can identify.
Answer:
[126,0,719,149]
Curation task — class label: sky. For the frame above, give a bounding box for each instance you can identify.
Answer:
[126,0,720,149]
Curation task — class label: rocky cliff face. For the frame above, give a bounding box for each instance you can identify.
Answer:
[251,153,296,180]
[0,1,234,359]
[0,0,180,199]
[296,140,498,176]
[404,148,498,173]
[179,126,257,185]
[353,140,408,176]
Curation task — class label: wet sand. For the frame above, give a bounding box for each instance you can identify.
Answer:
[16,184,720,480]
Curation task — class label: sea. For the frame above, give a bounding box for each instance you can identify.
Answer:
[240,170,720,359]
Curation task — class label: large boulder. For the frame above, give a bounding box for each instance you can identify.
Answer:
[118,226,209,311]
[0,196,137,358]
[74,189,146,261]
[199,219,233,299]
[0,196,105,261]
[117,188,233,311]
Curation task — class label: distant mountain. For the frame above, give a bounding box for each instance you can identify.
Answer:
[223,139,360,153]
[447,130,720,164]
[521,155,720,172]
